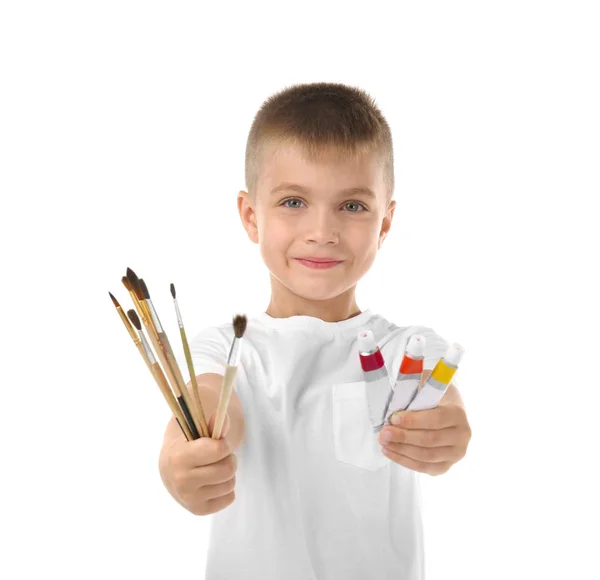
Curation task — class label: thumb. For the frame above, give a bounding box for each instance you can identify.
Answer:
[390,411,408,426]
[208,410,230,439]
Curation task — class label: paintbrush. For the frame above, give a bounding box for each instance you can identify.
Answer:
[127,307,193,440]
[170,283,210,437]
[122,275,152,328]
[107,290,192,440]
[211,314,247,440]
[125,268,200,440]
[137,276,202,437]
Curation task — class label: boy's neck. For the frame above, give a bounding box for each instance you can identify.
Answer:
[265,286,362,323]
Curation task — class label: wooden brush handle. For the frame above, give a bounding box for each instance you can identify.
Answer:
[165,348,200,432]
[180,328,210,438]
[145,329,200,439]
[212,364,238,439]
[151,362,194,441]
[134,341,193,440]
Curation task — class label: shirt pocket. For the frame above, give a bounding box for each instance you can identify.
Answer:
[332,381,389,471]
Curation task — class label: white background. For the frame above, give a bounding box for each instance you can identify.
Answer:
[1,1,598,578]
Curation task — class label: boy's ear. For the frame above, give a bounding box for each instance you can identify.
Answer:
[378,199,396,249]
[237,190,259,244]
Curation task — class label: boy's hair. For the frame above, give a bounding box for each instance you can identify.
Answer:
[245,82,394,205]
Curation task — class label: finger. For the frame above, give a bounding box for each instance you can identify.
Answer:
[182,435,232,468]
[191,453,237,486]
[201,474,237,501]
[391,405,462,430]
[204,490,236,514]
[381,446,451,475]
[381,441,457,463]
[379,425,459,448]
[208,412,230,439]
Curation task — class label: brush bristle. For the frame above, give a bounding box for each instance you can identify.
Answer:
[109,291,120,308]
[233,314,247,338]
[126,267,140,286]
[139,279,150,300]
[126,269,143,300]
[122,276,131,291]
[127,309,141,330]
[170,283,176,299]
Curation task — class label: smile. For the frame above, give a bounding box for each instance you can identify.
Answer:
[294,259,343,270]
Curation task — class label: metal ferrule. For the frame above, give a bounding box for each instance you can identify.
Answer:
[129,291,149,326]
[227,336,242,366]
[118,307,139,343]
[146,299,163,333]
[140,332,156,364]
[173,299,184,328]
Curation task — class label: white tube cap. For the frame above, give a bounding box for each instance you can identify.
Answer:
[406,334,426,357]
[443,343,465,366]
[357,329,377,354]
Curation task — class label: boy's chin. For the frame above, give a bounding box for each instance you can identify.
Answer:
[283,279,353,302]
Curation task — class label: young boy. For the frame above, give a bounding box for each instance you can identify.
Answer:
[158,82,472,580]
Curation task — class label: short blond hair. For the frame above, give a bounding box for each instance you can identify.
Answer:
[245,82,394,203]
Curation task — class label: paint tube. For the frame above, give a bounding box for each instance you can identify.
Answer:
[407,343,464,411]
[357,329,392,431]
[382,334,426,426]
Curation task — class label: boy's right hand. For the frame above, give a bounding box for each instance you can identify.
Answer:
[160,412,237,516]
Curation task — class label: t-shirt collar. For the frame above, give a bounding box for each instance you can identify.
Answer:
[254,308,373,333]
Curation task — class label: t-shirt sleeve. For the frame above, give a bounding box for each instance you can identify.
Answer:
[420,328,450,370]
[184,325,229,378]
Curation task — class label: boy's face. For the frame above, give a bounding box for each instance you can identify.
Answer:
[238,142,395,305]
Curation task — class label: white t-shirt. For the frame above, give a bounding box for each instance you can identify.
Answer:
[187,308,449,580]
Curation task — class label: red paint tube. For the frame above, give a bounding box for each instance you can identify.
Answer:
[358,330,392,431]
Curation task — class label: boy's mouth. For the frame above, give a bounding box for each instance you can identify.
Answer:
[294,257,343,269]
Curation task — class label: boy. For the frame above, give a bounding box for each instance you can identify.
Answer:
[159,82,472,579]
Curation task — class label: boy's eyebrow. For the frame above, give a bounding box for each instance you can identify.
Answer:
[270,182,376,198]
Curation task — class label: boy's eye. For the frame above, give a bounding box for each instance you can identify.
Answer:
[280,198,367,212]
[343,202,366,212]
[282,198,305,209]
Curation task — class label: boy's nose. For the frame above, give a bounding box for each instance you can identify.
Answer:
[305,231,340,245]
[303,214,341,244]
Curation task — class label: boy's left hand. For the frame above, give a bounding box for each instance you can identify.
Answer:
[378,397,471,476]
